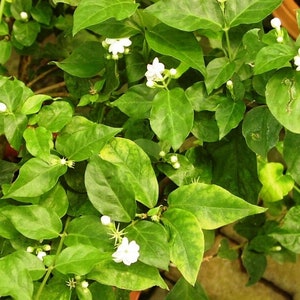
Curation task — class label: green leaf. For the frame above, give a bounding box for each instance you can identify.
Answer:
[88,259,168,291]
[85,155,136,222]
[56,245,106,275]
[21,94,52,115]
[100,138,158,207]
[205,127,262,204]
[145,23,205,75]
[0,212,20,239]
[168,183,266,230]
[73,0,139,35]
[0,40,12,64]
[113,84,158,119]
[166,277,209,300]
[23,127,54,160]
[266,69,300,133]
[39,184,69,218]
[126,221,170,270]
[270,206,300,253]
[1,205,62,239]
[31,1,52,25]
[145,0,223,32]
[215,98,246,139]
[259,162,294,202]
[37,101,73,132]
[65,215,113,251]
[12,20,40,47]
[242,106,282,158]
[54,42,106,78]
[0,254,33,300]
[150,88,193,151]
[242,246,267,286]
[225,0,283,27]
[254,44,294,75]
[4,113,28,150]
[0,160,18,185]
[205,57,235,95]
[162,208,204,285]
[56,116,121,161]
[2,157,67,200]
[217,238,239,260]
[284,131,300,184]
[192,111,219,142]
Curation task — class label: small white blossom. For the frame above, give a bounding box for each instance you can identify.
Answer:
[26,246,34,253]
[104,38,132,56]
[37,251,47,261]
[294,49,300,71]
[66,278,77,289]
[172,162,181,169]
[112,237,140,266]
[276,36,284,43]
[43,244,51,251]
[169,68,177,76]
[81,281,89,289]
[145,57,165,85]
[270,17,281,30]
[0,102,7,112]
[226,80,233,88]
[170,155,178,163]
[20,11,28,20]
[159,150,166,158]
[101,215,111,226]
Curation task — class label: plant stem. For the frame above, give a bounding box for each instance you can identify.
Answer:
[34,81,66,94]
[27,67,58,88]
[0,0,6,22]
[224,28,233,61]
[34,216,71,300]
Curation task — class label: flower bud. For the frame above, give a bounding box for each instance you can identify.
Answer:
[276,36,283,43]
[0,102,7,112]
[172,162,180,169]
[169,68,177,76]
[26,246,34,253]
[159,150,166,158]
[81,281,89,289]
[20,11,28,21]
[270,17,281,29]
[43,244,51,251]
[37,251,47,261]
[170,155,178,163]
[101,215,111,226]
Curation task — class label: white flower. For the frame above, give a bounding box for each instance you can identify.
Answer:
[169,68,177,76]
[172,162,181,169]
[101,215,111,226]
[0,102,7,112]
[20,11,28,20]
[37,251,47,261]
[170,155,178,163]
[104,38,132,56]
[145,57,165,84]
[294,49,300,71]
[81,281,89,289]
[112,237,140,266]
[270,17,281,30]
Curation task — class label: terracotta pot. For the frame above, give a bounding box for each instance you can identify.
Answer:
[130,291,141,300]
[273,0,300,39]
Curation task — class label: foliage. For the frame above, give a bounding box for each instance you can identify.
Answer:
[0,0,300,299]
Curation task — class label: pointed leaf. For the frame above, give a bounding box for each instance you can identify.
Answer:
[126,221,170,270]
[145,23,205,75]
[88,259,168,291]
[21,94,52,115]
[205,57,235,95]
[54,42,106,78]
[259,162,294,202]
[226,0,283,27]
[145,0,223,32]
[168,183,267,230]
[23,126,54,160]
[215,98,246,139]
[242,106,282,157]
[73,0,138,35]
[2,157,67,200]
[283,131,300,185]
[1,205,62,239]
[98,138,158,208]
[56,116,121,161]
[56,245,106,275]
[162,208,204,285]
[254,44,294,75]
[266,69,300,133]
[85,155,136,222]
[270,206,300,253]
[150,88,193,151]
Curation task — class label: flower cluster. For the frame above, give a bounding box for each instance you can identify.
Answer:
[101,215,140,266]
[26,244,51,261]
[270,17,284,43]
[102,37,132,60]
[145,57,177,88]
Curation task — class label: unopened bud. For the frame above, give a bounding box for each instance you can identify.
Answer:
[20,11,28,20]
[172,162,180,169]
[0,102,7,112]
[81,281,89,289]
[101,215,111,226]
